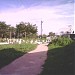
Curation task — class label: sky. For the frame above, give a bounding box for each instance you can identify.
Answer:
[0,0,74,35]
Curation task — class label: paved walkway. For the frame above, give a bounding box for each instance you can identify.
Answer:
[0,44,48,75]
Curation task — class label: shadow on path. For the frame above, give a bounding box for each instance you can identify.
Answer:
[0,48,25,69]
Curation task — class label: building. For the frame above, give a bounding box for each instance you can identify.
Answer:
[70,25,75,40]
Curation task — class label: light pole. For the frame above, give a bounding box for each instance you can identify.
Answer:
[41,21,43,40]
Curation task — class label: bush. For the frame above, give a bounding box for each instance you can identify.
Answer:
[51,37,73,46]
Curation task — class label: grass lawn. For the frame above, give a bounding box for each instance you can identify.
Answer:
[40,41,74,75]
[0,43,37,69]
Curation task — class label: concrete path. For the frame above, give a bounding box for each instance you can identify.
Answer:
[0,44,48,75]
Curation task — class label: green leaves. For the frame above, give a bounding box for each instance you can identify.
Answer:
[51,37,73,46]
[0,21,16,38]
[16,22,37,38]
[0,21,37,39]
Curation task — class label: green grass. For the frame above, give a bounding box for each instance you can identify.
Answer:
[40,37,74,75]
[0,43,37,69]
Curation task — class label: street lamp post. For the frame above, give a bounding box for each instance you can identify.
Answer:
[41,21,43,41]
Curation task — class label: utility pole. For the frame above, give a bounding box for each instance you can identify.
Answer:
[41,21,43,40]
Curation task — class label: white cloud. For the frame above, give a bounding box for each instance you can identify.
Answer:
[0,3,74,35]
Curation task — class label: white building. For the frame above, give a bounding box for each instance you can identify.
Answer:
[74,25,75,34]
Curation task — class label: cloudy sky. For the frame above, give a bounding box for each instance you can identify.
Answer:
[0,0,74,35]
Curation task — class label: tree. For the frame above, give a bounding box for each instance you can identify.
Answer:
[16,22,27,38]
[0,21,16,39]
[0,21,37,39]
[16,22,37,38]
[49,32,55,36]
[26,23,37,38]
[42,34,47,38]
[8,26,16,38]
[0,21,9,38]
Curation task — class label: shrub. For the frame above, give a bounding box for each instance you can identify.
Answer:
[51,37,73,46]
